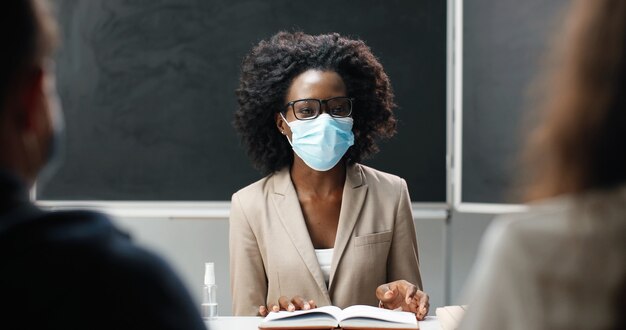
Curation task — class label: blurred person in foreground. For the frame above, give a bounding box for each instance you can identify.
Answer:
[459,0,626,328]
[0,1,206,329]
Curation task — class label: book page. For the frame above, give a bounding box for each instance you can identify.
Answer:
[339,305,418,325]
[261,305,343,323]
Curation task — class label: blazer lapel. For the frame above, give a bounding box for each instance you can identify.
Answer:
[270,167,331,303]
[328,164,368,292]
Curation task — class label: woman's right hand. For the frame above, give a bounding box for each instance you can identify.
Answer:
[376,280,430,320]
[258,296,317,316]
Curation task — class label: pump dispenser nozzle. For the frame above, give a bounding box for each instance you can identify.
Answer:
[204,262,215,286]
[202,262,218,320]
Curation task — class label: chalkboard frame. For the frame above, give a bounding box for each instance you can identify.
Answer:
[452,0,537,214]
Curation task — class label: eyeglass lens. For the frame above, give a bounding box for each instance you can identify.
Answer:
[292,98,351,119]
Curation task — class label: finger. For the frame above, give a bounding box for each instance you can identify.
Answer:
[376,283,398,303]
[418,292,429,311]
[403,283,417,304]
[269,304,280,313]
[416,293,429,320]
[421,301,430,318]
[278,296,291,311]
[376,283,391,301]
[259,305,268,317]
[384,289,397,301]
[291,296,309,310]
[407,299,420,313]
[309,300,317,309]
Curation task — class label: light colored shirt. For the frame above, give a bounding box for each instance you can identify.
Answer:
[459,186,626,330]
[315,248,334,286]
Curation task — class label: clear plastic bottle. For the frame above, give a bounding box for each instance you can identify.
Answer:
[201,262,218,320]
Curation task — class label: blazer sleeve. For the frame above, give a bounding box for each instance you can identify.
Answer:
[387,179,424,290]
[229,192,268,316]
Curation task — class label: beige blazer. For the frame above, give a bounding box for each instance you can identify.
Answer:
[229,163,423,316]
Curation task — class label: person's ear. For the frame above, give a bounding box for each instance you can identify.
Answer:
[275,112,289,136]
[17,67,49,135]
[3,66,53,184]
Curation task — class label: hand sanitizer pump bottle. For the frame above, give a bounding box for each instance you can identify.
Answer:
[202,262,218,320]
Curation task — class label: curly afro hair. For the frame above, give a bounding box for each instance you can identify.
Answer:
[234,31,397,174]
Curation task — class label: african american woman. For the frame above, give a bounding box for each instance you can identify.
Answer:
[229,31,429,319]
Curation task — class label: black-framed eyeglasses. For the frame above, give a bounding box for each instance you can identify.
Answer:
[284,96,354,120]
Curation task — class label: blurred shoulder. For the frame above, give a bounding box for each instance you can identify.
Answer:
[40,210,175,274]
[478,196,576,269]
[491,195,576,240]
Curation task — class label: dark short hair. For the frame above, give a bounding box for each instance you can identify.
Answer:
[235,31,397,174]
[0,0,57,110]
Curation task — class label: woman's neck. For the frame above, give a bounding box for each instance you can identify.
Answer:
[290,157,346,198]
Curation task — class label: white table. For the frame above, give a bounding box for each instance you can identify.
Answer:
[205,316,441,330]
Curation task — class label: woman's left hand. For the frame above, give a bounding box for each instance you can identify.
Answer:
[376,280,430,320]
[258,296,317,316]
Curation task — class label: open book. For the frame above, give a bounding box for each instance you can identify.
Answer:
[258,304,418,329]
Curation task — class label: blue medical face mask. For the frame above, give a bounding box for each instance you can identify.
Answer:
[281,113,355,172]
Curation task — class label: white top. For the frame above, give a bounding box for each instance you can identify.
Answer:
[459,186,626,330]
[314,248,334,286]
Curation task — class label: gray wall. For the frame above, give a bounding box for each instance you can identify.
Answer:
[449,212,495,304]
[111,211,494,316]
